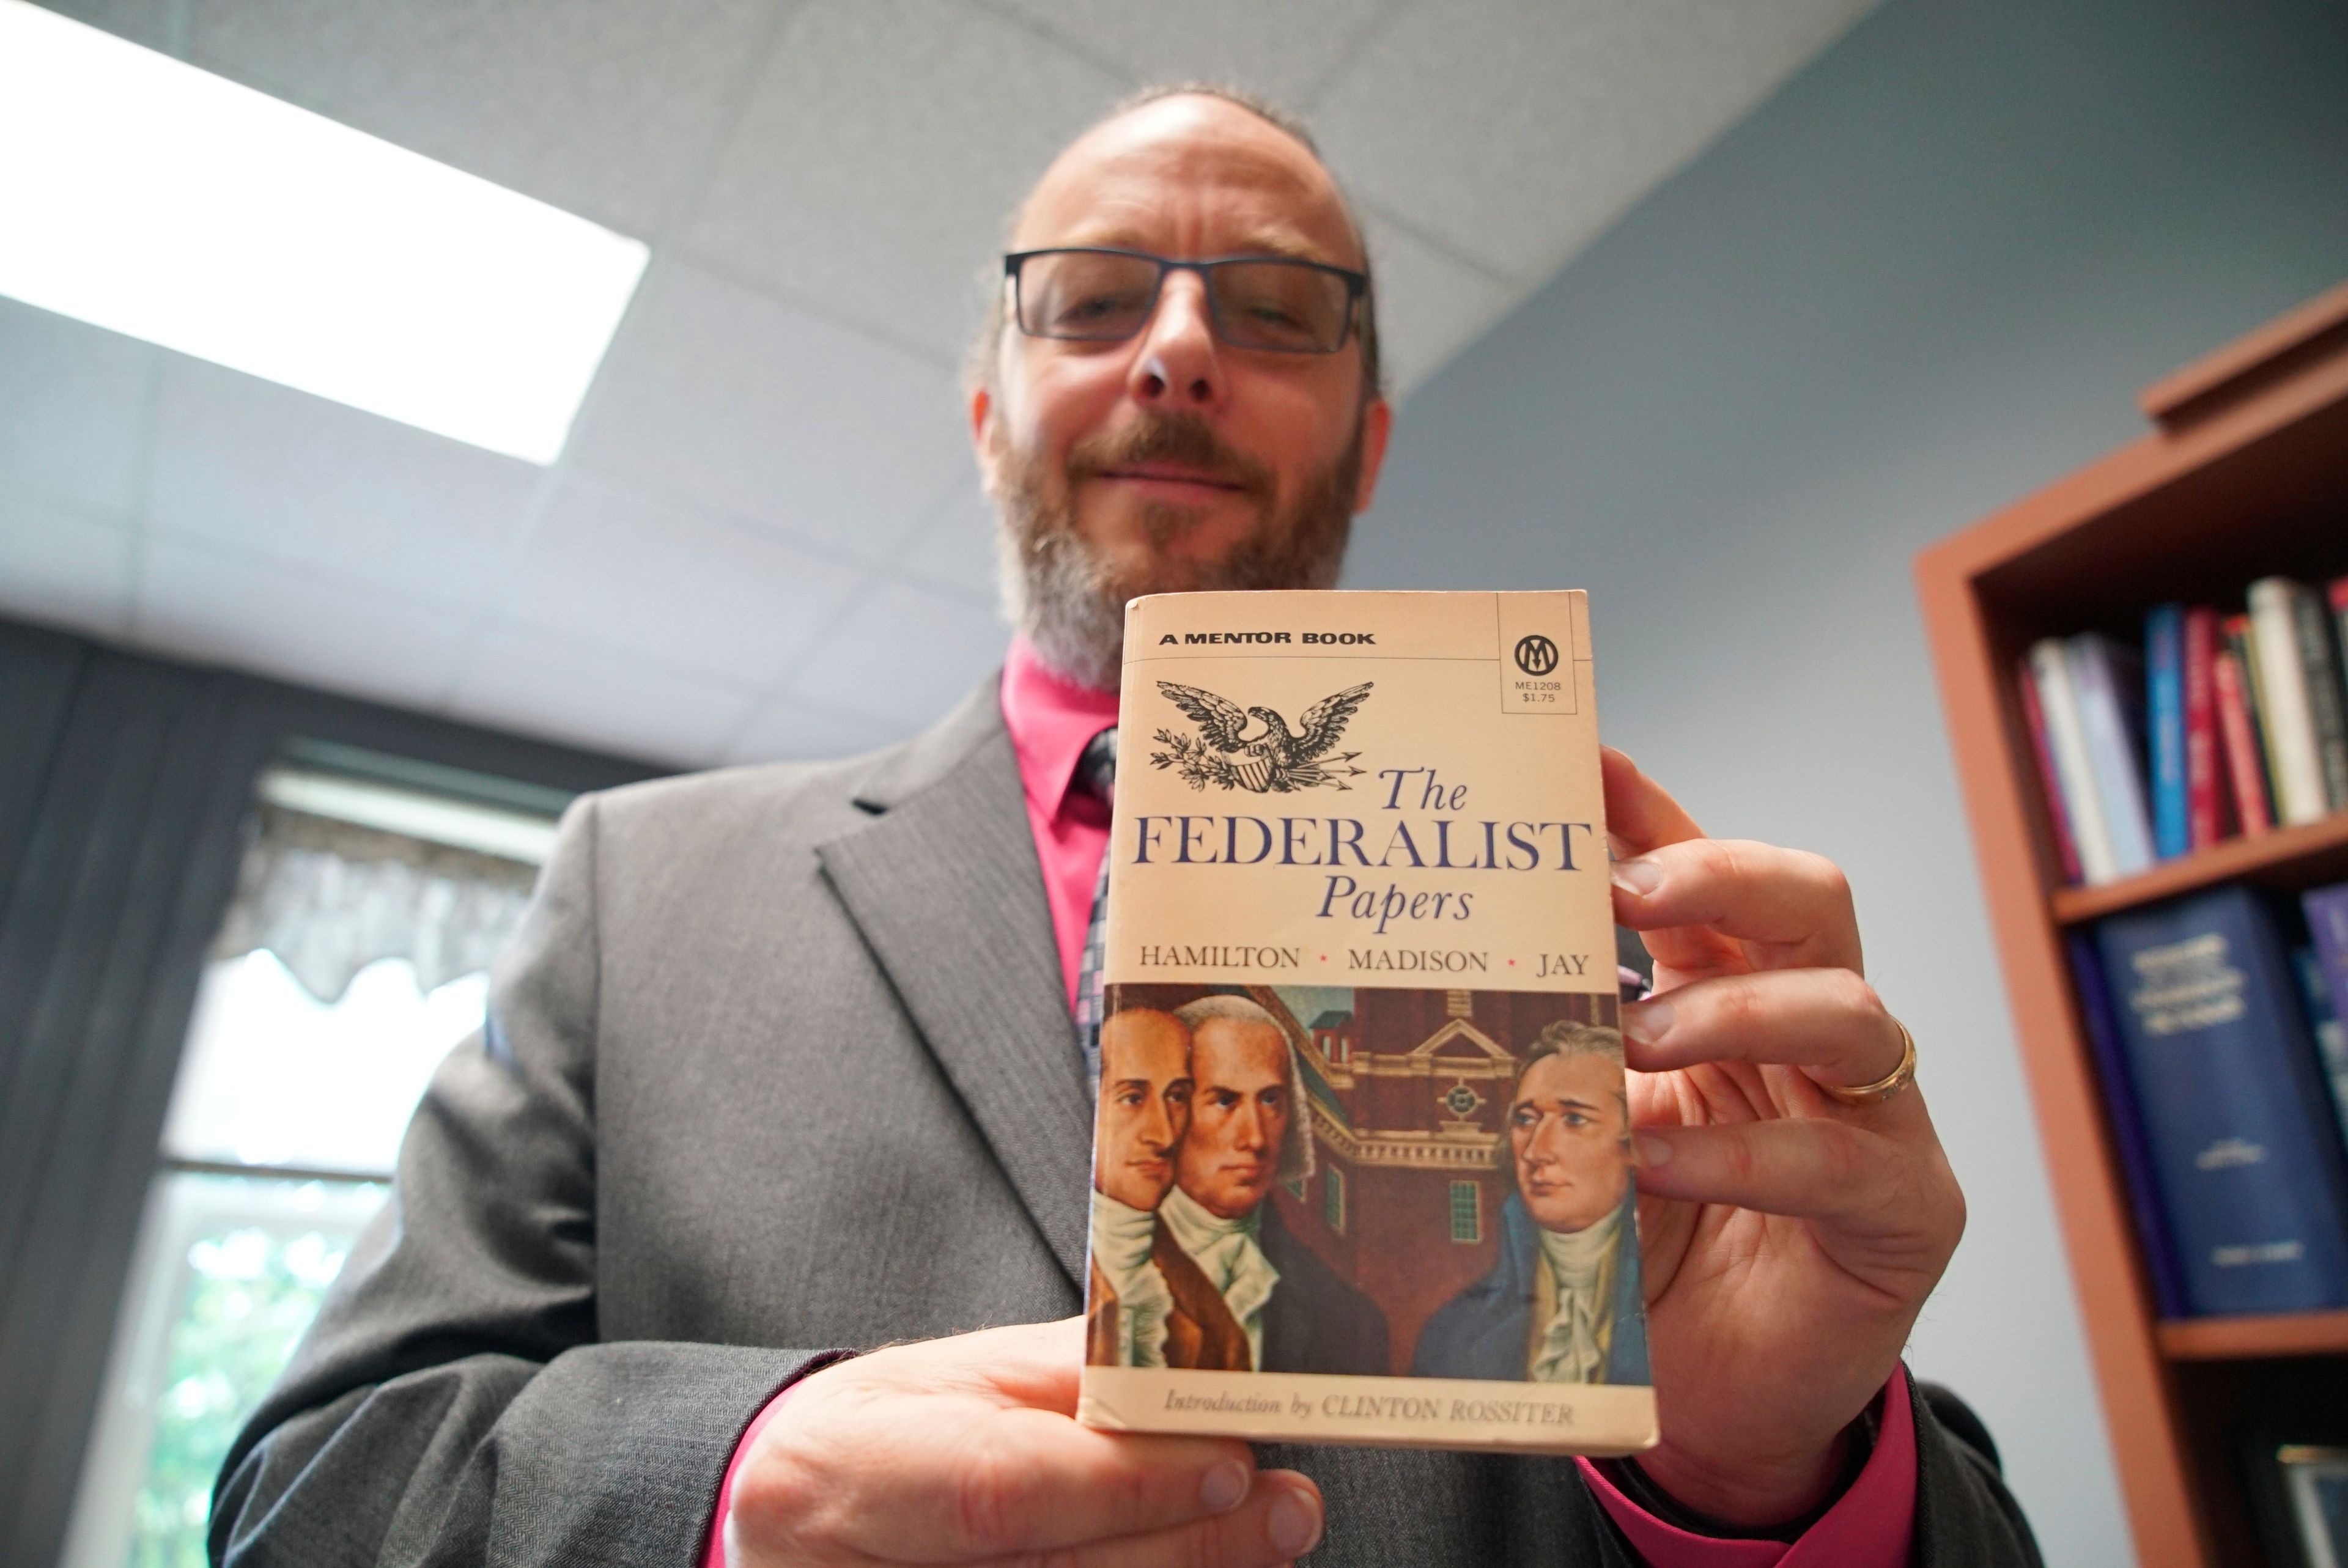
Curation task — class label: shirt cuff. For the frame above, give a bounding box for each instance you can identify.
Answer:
[1575,1365,1917,1568]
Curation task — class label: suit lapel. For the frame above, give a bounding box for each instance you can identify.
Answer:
[816,679,1092,1287]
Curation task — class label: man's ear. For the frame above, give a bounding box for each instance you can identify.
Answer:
[969,381,1002,499]
[1349,396,1395,515]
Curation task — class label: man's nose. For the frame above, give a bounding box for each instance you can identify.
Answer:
[1232,1100,1268,1151]
[1139,1094,1175,1151]
[1527,1116,1567,1165]
[1127,271,1226,413]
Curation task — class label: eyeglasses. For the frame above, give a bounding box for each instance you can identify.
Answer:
[1004,248,1366,355]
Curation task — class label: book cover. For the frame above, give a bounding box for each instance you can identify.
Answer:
[2215,644,2276,837]
[2147,604,2189,859]
[2249,578,2331,826]
[2016,657,2083,885]
[2288,583,2348,811]
[2067,633,2155,879]
[2031,638,2119,885]
[2302,883,2348,1155]
[2184,606,2226,848]
[2094,886,2348,1315]
[2066,932,2189,1316]
[1078,589,1656,1455]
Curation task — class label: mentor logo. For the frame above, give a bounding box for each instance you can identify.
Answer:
[1512,635,1559,676]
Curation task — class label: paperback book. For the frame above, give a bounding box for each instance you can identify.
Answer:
[1076,589,1657,1455]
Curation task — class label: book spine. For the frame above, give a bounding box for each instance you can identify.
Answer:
[2213,650,2275,836]
[2031,638,2119,883]
[2067,932,2190,1316]
[2221,616,2278,834]
[2303,885,2348,1157]
[2017,657,2083,884]
[2248,578,2330,825]
[2333,576,2348,712]
[2147,604,2188,859]
[2182,607,2225,847]
[2067,634,2155,878]
[2095,887,2348,1315]
[2289,583,2348,810]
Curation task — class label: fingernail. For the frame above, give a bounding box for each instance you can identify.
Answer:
[1633,1132,1674,1168]
[1621,998,1674,1045]
[1268,1488,1323,1558]
[1202,1460,1249,1513]
[1611,858,1661,897]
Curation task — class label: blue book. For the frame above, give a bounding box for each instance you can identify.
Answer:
[2302,883,2348,1154]
[2146,605,2190,859]
[2094,886,2348,1314]
[2067,932,2189,1316]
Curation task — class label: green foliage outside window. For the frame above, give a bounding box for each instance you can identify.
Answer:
[127,1198,370,1568]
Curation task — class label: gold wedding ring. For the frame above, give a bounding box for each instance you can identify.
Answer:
[1820,1017,1918,1107]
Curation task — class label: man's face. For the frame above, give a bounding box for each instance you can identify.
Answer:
[1509,1051,1631,1235]
[972,95,1394,683]
[1094,1009,1192,1210]
[1175,1017,1293,1219]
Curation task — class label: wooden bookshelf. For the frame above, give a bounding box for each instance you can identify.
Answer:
[1916,278,2348,1568]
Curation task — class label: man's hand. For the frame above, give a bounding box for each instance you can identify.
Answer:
[725,1319,1324,1567]
[1603,748,1965,1528]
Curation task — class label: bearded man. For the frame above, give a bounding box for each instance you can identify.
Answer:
[214,85,2039,1568]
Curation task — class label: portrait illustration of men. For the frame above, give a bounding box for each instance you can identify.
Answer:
[1411,1020,1649,1385]
[1084,1007,1249,1370]
[1157,995,1388,1375]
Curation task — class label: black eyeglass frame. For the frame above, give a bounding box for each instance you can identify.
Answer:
[1002,246,1369,355]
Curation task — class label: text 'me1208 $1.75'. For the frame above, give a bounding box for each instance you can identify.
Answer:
[1076,589,1657,1456]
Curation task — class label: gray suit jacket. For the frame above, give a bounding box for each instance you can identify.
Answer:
[213,678,2039,1567]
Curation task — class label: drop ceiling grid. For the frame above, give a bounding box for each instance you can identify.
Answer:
[4,0,1877,768]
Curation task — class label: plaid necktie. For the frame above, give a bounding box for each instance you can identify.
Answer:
[1070,726,1117,1092]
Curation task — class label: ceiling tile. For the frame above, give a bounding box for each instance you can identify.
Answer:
[509,475,863,683]
[0,495,136,637]
[1357,208,1517,396]
[0,297,155,517]
[145,356,541,612]
[1313,0,1874,281]
[899,482,1001,606]
[447,624,759,766]
[28,0,180,54]
[981,0,1395,108]
[131,537,470,709]
[570,259,973,564]
[724,690,910,765]
[181,0,784,239]
[787,576,1009,729]
[681,0,1126,361]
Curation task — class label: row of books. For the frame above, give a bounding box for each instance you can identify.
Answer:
[2075,880,2348,1316]
[2021,575,2348,886]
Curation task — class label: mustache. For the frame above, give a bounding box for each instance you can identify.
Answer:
[1064,412,1274,498]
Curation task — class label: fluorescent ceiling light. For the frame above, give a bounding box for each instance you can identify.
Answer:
[0,0,647,464]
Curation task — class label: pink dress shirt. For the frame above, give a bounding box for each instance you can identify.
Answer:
[704,639,1918,1567]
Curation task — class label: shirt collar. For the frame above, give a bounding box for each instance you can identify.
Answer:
[1002,635,1121,821]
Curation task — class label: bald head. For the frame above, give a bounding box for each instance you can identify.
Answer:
[980,89,1379,397]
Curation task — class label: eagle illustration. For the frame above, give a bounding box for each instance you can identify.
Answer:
[1150,680,1373,792]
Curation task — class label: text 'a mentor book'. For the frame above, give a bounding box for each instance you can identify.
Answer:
[1075,590,1658,1456]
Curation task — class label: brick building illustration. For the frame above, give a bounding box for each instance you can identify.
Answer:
[1253,983,1617,1377]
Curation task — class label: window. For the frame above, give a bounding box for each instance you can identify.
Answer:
[1449,1180,1481,1244]
[61,748,563,1568]
[1323,1164,1347,1234]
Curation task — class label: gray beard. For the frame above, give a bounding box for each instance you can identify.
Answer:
[993,422,1360,691]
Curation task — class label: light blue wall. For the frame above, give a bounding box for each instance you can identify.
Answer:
[1351,0,2348,1560]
